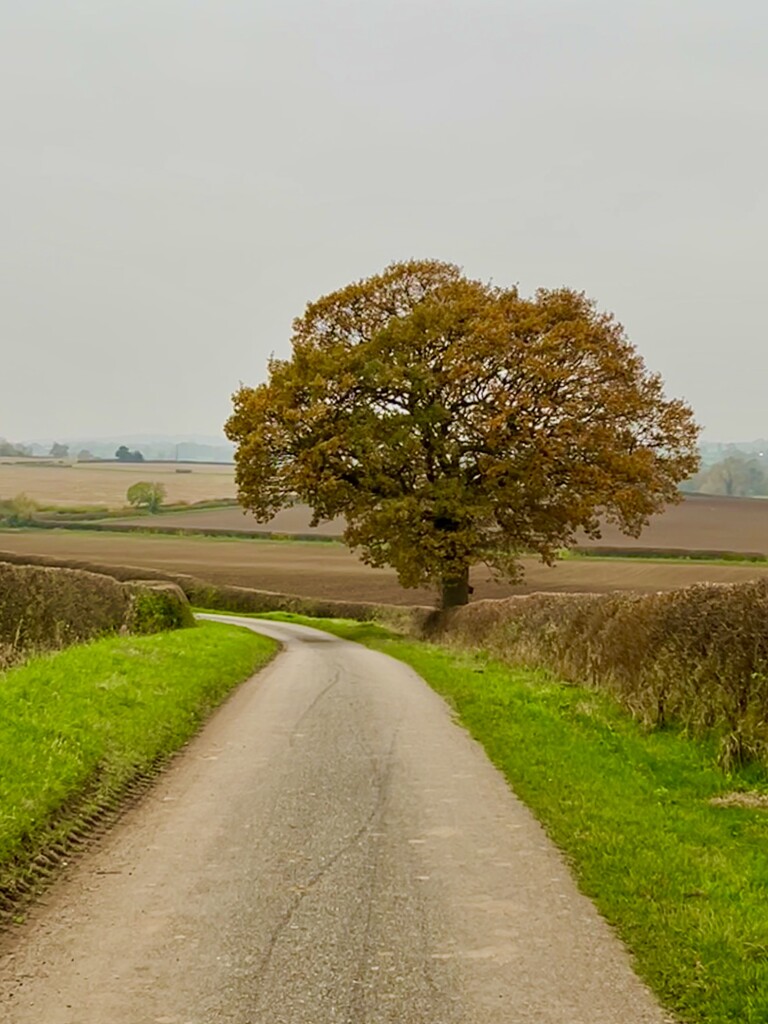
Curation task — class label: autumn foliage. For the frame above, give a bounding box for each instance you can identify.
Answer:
[226,260,700,607]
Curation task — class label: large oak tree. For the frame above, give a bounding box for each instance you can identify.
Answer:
[226,260,700,607]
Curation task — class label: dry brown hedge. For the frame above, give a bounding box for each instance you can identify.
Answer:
[428,580,768,768]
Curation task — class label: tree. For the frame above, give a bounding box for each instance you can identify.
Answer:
[226,260,700,607]
[3,492,38,526]
[49,442,69,459]
[116,446,144,463]
[0,438,29,457]
[126,481,166,513]
[693,456,768,497]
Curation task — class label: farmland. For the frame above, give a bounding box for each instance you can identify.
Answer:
[3,460,768,603]
[2,529,768,606]
[105,492,768,553]
[107,503,346,535]
[0,459,235,508]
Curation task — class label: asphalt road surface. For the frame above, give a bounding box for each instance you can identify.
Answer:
[0,617,669,1023]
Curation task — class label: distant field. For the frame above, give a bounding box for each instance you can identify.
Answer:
[107,492,768,554]
[107,504,346,535]
[2,529,768,605]
[3,471,768,604]
[0,459,235,508]
[4,459,767,559]
[576,493,768,555]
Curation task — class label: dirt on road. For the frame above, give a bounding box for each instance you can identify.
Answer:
[0,617,669,1023]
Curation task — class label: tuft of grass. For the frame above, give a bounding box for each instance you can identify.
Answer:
[0,622,276,895]
[256,611,768,1024]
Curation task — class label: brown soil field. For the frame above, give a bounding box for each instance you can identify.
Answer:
[576,493,768,554]
[2,529,768,606]
[0,460,235,508]
[108,493,768,555]
[108,504,346,535]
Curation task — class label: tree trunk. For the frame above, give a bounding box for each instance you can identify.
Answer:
[440,566,470,609]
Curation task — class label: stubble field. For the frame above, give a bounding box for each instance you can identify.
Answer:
[0,459,236,507]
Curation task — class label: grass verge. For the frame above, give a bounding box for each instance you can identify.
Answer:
[253,611,768,1024]
[0,621,276,909]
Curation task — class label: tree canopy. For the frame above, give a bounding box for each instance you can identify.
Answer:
[226,260,700,607]
[126,481,166,513]
[683,455,768,497]
[115,445,144,463]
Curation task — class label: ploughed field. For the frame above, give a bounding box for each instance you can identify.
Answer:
[2,530,768,606]
[2,467,768,602]
[108,503,346,536]
[108,492,768,554]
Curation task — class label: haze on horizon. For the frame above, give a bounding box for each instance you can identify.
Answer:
[2,1,766,444]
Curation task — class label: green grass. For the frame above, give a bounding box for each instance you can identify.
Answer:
[0,525,341,546]
[560,549,767,566]
[253,611,768,1024]
[0,622,276,890]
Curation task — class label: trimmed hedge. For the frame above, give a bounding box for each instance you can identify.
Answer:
[0,561,195,663]
[428,580,768,768]
[0,562,129,658]
[0,550,432,635]
[20,519,339,541]
[11,547,768,769]
[122,581,196,634]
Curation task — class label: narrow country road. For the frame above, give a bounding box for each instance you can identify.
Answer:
[0,616,669,1023]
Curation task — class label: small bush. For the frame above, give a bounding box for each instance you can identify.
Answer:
[0,492,38,526]
[123,581,195,634]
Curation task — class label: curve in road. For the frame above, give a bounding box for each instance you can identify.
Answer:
[0,615,669,1023]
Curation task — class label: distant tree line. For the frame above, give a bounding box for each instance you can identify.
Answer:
[0,438,32,457]
[681,455,768,497]
[115,445,145,463]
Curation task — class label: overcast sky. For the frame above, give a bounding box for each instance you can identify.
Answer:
[2,0,766,443]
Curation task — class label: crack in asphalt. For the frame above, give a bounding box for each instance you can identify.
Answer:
[247,721,403,1012]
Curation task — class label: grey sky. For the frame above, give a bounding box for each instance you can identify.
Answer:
[2,0,766,442]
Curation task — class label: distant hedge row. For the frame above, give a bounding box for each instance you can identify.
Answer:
[570,545,767,562]
[0,561,194,667]
[23,520,338,542]
[428,580,768,768]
